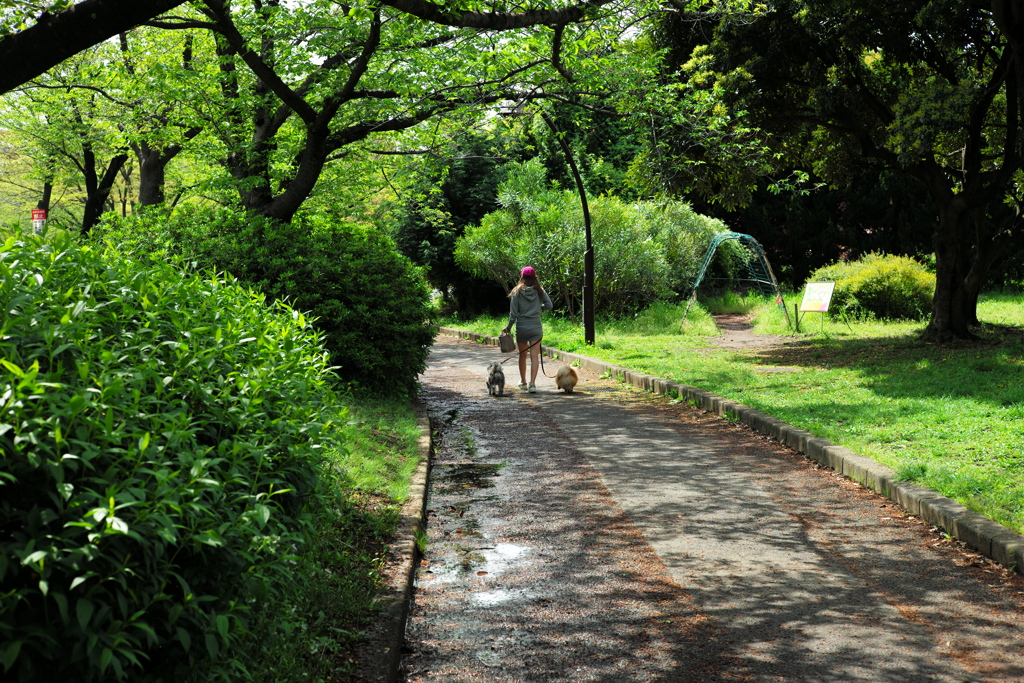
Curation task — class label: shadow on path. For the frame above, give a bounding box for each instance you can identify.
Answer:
[402,335,1024,682]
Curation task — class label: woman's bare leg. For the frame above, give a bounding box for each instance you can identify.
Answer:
[517,342,529,384]
[529,341,540,384]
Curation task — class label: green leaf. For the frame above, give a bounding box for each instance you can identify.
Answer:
[77,597,94,630]
[69,394,87,412]
[216,614,229,639]
[99,647,113,674]
[21,550,47,566]
[52,591,69,625]
[176,627,191,653]
[1,640,22,673]
[204,633,219,659]
[0,359,24,378]
[196,530,223,547]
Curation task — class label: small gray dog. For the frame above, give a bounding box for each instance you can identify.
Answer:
[485,362,505,396]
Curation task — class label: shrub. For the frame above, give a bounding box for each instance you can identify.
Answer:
[94,207,434,395]
[0,231,343,681]
[455,160,730,318]
[634,201,741,292]
[808,252,935,320]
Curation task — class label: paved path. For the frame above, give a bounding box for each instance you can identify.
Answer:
[402,335,1024,682]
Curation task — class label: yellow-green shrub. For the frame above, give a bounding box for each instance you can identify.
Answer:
[808,252,934,320]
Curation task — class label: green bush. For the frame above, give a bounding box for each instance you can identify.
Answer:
[808,252,935,320]
[634,201,745,292]
[455,159,730,318]
[94,207,434,395]
[0,231,343,681]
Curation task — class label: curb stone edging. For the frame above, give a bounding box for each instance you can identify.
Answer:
[437,325,1024,575]
[359,399,432,682]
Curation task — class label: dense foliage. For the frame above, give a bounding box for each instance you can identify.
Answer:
[95,207,434,395]
[387,130,516,316]
[387,108,646,317]
[0,230,344,681]
[809,253,935,321]
[694,171,937,289]
[3,0,647,226]
[650,0,1024,338]
[454,160,736,318]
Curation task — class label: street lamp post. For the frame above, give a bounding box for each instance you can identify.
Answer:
[540,112,595,346]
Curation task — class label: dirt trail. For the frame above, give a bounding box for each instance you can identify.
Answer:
[402,334,1024,682]
[709,314,792,349]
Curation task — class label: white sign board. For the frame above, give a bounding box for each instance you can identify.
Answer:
[32,209,47,234]
[800,281,836,313]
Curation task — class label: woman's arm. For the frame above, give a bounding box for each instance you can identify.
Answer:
[541,289,553,311]
[504,294,519,332]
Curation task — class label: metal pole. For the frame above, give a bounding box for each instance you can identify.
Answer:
[541,112,594,345]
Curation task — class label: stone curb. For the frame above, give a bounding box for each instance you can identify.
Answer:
[437,326,1024,574]
[360,399,432,682]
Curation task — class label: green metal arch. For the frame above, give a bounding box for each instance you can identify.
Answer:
[683,232,790,326]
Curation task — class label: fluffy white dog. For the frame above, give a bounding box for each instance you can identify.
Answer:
[555,365,578,394]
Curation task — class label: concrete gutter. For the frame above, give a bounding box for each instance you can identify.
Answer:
[357,400,432,683]
[437,326,1024,574]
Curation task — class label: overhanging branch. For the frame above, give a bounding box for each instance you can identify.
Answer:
[0,0,188,93]
[378,0,616,30]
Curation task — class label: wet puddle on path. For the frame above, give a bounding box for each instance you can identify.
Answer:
[432,462,502,494]
[415,412,535,590]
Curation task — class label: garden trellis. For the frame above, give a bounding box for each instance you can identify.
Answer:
[683,232,790,327]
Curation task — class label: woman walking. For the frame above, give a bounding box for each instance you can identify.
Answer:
[503,266,553,392]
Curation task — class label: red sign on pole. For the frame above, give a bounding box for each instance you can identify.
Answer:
[32,209,47,233]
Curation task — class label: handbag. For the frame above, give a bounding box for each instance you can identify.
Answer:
[498,332,516,353]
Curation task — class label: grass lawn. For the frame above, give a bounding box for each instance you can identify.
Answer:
[442,294,1024,533]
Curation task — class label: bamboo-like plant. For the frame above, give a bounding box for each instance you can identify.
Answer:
[0,230,344,681]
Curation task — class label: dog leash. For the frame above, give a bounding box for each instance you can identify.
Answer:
[497,338,554,378]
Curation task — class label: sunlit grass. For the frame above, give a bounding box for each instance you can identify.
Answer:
[336,393,423,501]
[442,293,1024,532]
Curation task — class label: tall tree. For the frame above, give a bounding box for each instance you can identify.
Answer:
[113,30,207,207]
[145,0,638,223]
[387,118,524,314]
[3,55,134,234]
[650,0,1024,340]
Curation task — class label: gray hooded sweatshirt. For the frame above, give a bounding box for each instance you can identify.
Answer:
[507,286,553,340]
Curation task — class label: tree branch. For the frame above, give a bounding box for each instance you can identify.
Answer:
[550,24,575,82]
[378,0,616,30]
[18,81,137,109]
[199,0,318,124]
[144,19,219,30]
[335,10,383,103]
[0,0,187,94]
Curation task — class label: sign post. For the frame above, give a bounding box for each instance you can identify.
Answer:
[32,209,47,234]
[798,281,836,333]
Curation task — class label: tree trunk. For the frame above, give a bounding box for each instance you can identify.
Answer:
[137,145,172,207]
[81,153,129,235]
[135,126,200,207]
[243,122,330,223]
[962,211,1012,327]
[923,200,977,341]
[36,181,53,213]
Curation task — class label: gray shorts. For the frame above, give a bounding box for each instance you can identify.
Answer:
[515,318,543,343]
